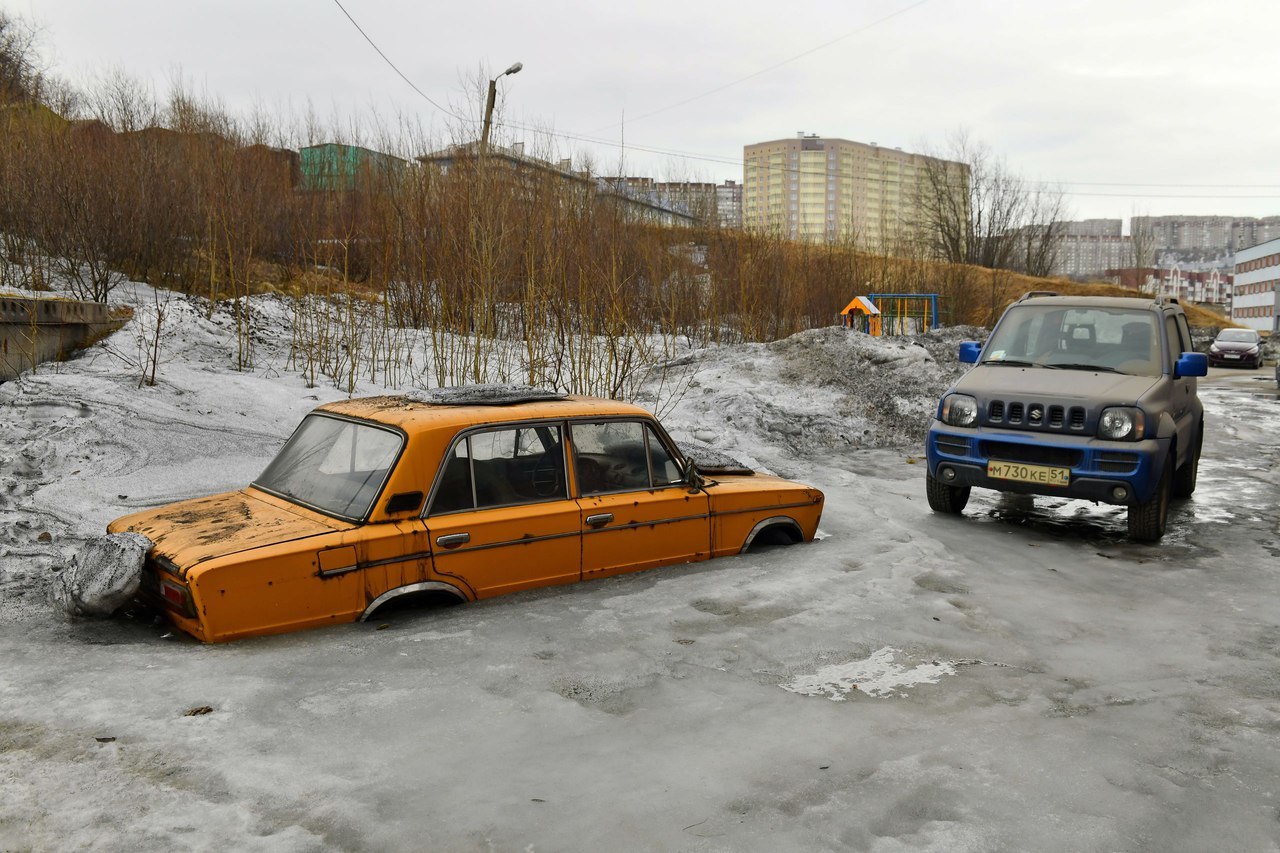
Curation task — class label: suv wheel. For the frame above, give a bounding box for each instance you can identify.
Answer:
[1172,426,1202,498]
[1128,455,1172,542]
[926,471,971,514]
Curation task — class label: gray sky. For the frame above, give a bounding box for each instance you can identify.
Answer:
[11,0,1280,222]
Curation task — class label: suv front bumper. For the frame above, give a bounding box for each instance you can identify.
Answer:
[926,422,1171,505]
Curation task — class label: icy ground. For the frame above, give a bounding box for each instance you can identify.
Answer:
[2,285,1280,852]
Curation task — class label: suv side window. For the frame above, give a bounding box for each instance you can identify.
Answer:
[1174,314,1193,355]
[1163,316,1181,372]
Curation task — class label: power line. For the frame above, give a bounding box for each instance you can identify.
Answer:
[329,2,1280,204]
[585,0,933,135]
[330,0,466,123]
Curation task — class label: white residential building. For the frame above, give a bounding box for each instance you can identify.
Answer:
[1231,236,1280,332]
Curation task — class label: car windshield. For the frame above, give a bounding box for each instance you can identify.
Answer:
[1216,329,1258,343]
[254,415,403,520]
[982,305,1163,376]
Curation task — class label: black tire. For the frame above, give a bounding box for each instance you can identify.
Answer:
[1128,455,1172,542]
[1172,426,1202,498]
[926,471,971,514]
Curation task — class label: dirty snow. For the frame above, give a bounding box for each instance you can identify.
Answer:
[51,531,152,617]
[3,278,1280,852]
[782,647,957,700]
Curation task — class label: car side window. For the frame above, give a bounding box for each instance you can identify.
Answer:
[1174,314,1193,355]
[572,420,684,494]
[1164,316,1180,372]
[429,424,567,514]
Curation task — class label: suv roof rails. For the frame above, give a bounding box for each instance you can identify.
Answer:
[1016,290,1059,302]
[1157,295,1181,306]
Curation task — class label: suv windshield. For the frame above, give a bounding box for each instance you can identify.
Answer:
[255,415,402,520]
[982,305,1163,376]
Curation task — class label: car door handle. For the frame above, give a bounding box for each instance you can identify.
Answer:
[435,532,470,548]
[585,513,614,528]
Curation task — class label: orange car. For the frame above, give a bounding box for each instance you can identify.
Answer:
[108,388,825,642]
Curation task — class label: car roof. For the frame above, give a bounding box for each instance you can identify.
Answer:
[1014,295,1172,312]
[316,394,654,433]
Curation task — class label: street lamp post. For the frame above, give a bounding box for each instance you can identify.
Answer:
[481,61,522,152]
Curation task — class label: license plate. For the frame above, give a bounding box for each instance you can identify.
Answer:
[1225,354,1240,359]
[987,460,1069,486]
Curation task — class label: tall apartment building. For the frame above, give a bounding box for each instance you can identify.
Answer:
[1129,214,1280,258]
[1056,219,1122,237]
[742,133,967,248]
[1053,235,1133,278]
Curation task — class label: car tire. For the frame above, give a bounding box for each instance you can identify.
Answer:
[1172,427,1202,498]
[1128,454,1172,542]
[926,471,970,514]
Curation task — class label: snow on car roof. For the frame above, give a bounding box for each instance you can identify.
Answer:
[405,384,567,406]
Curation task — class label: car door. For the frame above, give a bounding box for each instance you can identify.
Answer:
[571,419,711,580]
[1165,313,1196,465]
[423,423,581,599]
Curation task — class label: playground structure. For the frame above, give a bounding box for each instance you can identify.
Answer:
[840,293,940,336]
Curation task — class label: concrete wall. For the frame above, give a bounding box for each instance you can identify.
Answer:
[0,297,119,381]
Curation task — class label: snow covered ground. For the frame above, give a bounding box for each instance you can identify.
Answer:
[3,283,1280,851]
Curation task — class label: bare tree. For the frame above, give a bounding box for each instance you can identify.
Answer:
[1129,210,1156,292]
[914,129,1068,275]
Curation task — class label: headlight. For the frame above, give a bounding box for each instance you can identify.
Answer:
[1246,345,1260,354]
[1098,407,1145,441]
[1210,343,1221,353]
[941,394,978,427]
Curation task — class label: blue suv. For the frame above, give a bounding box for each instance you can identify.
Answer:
[925,293,1208,541]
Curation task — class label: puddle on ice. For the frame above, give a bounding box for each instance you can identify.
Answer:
[782,647,956,700]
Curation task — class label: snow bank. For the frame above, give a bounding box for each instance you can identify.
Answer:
[51,532,153,617]
[653,325,985,465]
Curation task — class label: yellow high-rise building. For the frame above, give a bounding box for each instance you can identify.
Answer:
[743,133,967,250]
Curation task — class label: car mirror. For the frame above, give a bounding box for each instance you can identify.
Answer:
[958,341,982,364]
[682,459,706,490]
[1175,352,1208,378]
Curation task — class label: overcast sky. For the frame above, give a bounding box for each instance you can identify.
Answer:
[10,0,1280,223]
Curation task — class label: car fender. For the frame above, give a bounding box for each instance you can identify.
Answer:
[738,516,804,553]
[359,580,471,621]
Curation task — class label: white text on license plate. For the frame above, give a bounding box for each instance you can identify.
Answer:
[987,460,1069,486]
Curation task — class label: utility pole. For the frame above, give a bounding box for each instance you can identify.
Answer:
[481,61,523,152]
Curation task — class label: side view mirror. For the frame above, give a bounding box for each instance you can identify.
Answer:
[1175,352,1208,378]
[958,341,982,364]
[683,459,706,490]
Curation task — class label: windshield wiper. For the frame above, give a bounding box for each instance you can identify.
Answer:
[1046,363,1128,374]
[980,359,1044,368]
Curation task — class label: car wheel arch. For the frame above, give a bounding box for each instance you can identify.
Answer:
[360,581,471,621]
[739,516,804,553]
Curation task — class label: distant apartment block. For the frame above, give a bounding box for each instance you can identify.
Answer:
[423,146,695,228]
[300,143,409,191]
[742,133,967,248]
[1105,267,1232,305]
[1130,215,1280,258]
[604,178,742,228]
[1053,235,1133,278]
[1231,236,1280,331]
[1055,219,1122,237]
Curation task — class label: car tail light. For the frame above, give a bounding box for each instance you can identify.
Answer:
[159,579,196,618]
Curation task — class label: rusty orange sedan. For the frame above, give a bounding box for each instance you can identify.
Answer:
[108,387,825,642]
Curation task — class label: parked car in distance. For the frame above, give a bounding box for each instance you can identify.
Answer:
[108,388,825,642]
[925,292,1207,542]
[1207,328,1263,369]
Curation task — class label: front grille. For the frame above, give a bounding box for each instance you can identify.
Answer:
[982,441,1082,468]
[935,435,970,456]
[985,398,1088,433]
[1097,451,1139,473]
